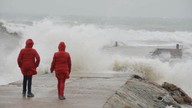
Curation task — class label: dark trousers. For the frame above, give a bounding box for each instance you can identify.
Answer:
[57,78,66,97]
[23,75,32,94]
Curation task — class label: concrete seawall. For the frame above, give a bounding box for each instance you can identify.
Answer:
[151,44,183,58]
[152,48,182,58]
[0,72,130,108]
[1,72,191,108]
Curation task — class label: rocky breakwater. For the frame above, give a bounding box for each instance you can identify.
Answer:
[104,75,192,108]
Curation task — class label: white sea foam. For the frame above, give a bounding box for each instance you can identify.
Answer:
[1,18,192,98]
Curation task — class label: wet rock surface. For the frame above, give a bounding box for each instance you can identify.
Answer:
[104,75,192,108]
[162,82,192,105]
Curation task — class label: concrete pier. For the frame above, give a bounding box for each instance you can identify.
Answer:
[152,44,183,58]
[0,72,130,108]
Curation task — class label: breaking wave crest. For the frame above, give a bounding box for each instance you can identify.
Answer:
[112,57,170,82]
[0,18,192,98]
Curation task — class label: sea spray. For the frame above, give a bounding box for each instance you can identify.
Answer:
[112,56,171,83]
[2,19,113,73]
[166,61,192,97]
[0,18,192,99]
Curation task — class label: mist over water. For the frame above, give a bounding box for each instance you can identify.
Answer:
[1,17,192,99]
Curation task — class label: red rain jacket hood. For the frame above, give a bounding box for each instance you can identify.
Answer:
[25,39,34,48]
[17,39,40,76]
[58,42,66,51]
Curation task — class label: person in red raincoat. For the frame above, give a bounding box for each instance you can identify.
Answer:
[17,39,40,97]
[50,41,71,100]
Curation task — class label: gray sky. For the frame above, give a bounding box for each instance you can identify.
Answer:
[0,0,192,18]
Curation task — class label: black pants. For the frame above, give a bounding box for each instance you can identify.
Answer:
[23,76,32,94]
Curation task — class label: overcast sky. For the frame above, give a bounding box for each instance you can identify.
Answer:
[0,0,192,18]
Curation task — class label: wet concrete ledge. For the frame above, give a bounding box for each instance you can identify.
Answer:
[1,72,191,108]
[0,72,130,108]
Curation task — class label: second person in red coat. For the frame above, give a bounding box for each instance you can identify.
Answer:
[50,41,71,100]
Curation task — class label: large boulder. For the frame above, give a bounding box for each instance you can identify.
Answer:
[104,76,181,108]
[162,82,192,105]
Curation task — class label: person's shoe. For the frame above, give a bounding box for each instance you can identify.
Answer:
[27,93,34,97]
[58,96,66,100]
[63,96,66,100]
[22,92,26,97]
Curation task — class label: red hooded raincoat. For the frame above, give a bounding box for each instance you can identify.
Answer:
[50,42,71,79]
[17,39,40,76]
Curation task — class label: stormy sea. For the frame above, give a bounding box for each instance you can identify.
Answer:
[1,15,192,104]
